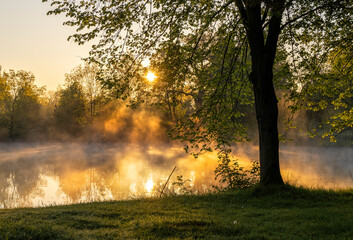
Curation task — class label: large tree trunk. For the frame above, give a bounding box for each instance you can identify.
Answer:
[235,0,286,186]
[251,67,284,186]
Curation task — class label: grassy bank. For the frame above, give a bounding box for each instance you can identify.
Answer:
[0,186,352,240]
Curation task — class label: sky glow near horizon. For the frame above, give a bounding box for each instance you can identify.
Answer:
[0,0,92,90]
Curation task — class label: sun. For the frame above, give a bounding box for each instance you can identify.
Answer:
[146,71,157,82]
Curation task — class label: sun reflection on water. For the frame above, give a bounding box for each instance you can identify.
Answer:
[144,178,154,193]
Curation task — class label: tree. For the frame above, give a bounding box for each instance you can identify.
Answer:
[55,79,86,137]
[0,69,44,140]
[0,68,10,139]
[65,63,111,125]
[43,0,353,185]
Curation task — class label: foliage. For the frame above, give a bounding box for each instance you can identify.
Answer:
[64,63,112,125]
[0,69,45,140]
[282,5,353,143]
[172,175,193,195]
[214,150,260,190]
[55,80,86,136]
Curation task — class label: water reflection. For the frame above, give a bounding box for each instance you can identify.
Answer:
[0,143,199,208]
[0,143,352,208]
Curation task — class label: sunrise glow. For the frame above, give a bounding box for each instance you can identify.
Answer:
[146,71,157,82]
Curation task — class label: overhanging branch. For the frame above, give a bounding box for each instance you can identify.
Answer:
[191,0,236,59]
[280,0,345,30]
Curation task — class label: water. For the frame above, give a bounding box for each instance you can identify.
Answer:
[0,142,217,208]
[0,143,352,208]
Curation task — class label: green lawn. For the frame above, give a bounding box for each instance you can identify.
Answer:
[0,186,352,239]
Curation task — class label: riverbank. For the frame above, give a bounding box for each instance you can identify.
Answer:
[0,185,352,239]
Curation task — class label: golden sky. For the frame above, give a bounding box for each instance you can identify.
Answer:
[0,0,92,90]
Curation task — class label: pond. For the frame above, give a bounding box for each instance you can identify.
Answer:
[0,143,352,208]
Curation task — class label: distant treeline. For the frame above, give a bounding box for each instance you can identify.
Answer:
[0,64,351,145]
[0,64,168,143]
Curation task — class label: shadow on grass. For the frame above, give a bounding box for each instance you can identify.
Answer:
[0,223,72,240]
[136,219,240,239]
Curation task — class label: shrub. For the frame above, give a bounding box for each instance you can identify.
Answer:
[214,150,260,190]
[172,175,193,195]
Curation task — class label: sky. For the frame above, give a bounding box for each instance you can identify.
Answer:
[0,0,92,90]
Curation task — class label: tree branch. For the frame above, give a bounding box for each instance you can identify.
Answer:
[265,0,285,67]
[280,0,344,30]
[261,4,269,25]
[235,0,247,23]
[191,0,236,59]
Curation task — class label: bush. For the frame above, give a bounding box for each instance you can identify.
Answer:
[172,175,193,194]
[214,150,260,190]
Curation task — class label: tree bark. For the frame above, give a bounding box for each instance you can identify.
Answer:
[251,68,284,185]
[236,0,285,186]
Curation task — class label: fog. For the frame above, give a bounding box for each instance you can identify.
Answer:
[279,146,353,188]
[0,141,352,209]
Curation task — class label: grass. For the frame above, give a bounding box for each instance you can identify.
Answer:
[0,185,352,239]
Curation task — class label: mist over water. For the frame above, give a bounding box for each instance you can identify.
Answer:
[279,146,353,188]
[232,144,353,188]
[0,142,217,208]
[0,141,352,209]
